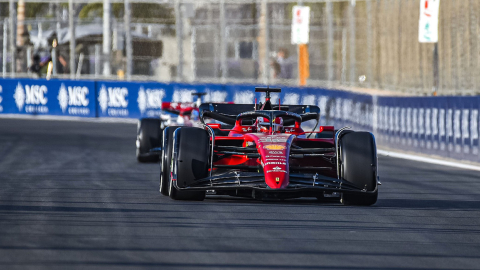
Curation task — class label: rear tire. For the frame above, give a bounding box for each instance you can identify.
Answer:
[159,126,180,196]
[339,132,378,206]
[168,127,209,201]
[136,118,162,163]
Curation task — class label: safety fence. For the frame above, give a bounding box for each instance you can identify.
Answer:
[1,0,480,96]
[0,78,479,164]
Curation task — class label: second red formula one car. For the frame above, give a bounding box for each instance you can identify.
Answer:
[136,92,206,162]
[159,87,379,205]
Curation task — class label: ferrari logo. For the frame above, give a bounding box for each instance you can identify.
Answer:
[276,177,280,182]
[264,144,286,150]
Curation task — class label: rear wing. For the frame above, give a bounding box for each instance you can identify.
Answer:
[199,103,320,125]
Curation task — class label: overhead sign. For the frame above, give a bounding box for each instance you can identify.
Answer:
[291,6,310,45]
[419,0,440,43]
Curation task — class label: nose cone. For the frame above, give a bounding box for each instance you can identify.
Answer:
[264,169,289,189]
[245,133,294,189]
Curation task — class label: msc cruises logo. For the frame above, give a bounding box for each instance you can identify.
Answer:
[98,84,129,116]
[137,86,165,114]
[58,84,90,114]
[98,85,108,113]
[14,83,26,110]
[58,84,68,112]
[14,82,48,112]
[98,85,129,112]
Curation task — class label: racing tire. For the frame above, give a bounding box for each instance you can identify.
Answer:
[168,127,208,201]
[136,118,162,163]
[159,126,180,196]
[339,132,378,206]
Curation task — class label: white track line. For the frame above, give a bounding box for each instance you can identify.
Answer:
[378,149,480,172]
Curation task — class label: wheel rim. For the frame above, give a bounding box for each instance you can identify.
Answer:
[160,147,165,192]
[168,171,173,196]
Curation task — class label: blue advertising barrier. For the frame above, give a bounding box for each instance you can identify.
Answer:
[375,96,480,163]
[0,78,96,117]
[0,78,479,164]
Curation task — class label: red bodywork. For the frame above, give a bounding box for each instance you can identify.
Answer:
[208,121,337,189]
[162,102,198,121]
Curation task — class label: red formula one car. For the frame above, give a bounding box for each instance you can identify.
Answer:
[158,87,379,205]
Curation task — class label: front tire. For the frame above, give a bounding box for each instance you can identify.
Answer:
[159,126,180,196]
[339,132,378,206]
[168,127,209,201]
[136,118,162,162]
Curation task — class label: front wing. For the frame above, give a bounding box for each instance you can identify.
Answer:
[172,171,376,196]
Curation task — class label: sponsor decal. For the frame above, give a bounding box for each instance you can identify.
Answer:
[276,177,280,183]
[172,89,195,103]
[266,169,287,173]
[246,141,255,146]
[98,84,129,116]
[205,90,227,102]
[0,85,2,112]
[268,151,283,154]
[137,86,165,115]
[58,84,90,115]
[169,102,194,110]
[14,83,49,113]
[273,166,281,170]
[302,94,316,106]
[98,85,108,113]
[265,162,286,165]
[242,127,253,132]
[258,137,288,143]
[471,110,479,140]
[283,93,299,105]
[264,145,286,150]
[284,128,295,133]
[14,83,26,110]
[265,156,285,160]
[58,84,68,112]
[234,90,254,104]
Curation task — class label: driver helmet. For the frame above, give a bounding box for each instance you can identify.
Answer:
[256,117,270,132]
[272,117,283,132]
[255,117,283,132]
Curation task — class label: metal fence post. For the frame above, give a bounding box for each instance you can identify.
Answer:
[95,44,100,77]
[219,0,226,83]
[26,46,31,74]
[366,0,373,88]
[103,0,111,77]
[341,28,347,84]
[51,47,57,75]
[263,0,270,85]
[69,0,75,79]
[9,0,16,77]
[55,2,60,76]
[175,0,183,81]
[326,1,334,86]
[349,0,356,84]
[191,27,196,81]
[3,18,7,78]
[469,0,478,94]
[125,0,132,81]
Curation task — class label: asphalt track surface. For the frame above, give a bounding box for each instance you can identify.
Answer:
[1,118,479,270]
